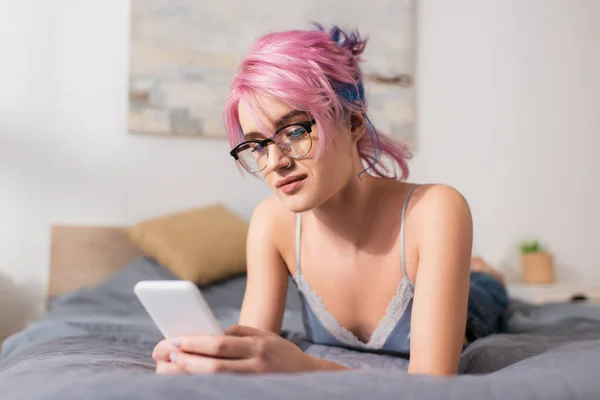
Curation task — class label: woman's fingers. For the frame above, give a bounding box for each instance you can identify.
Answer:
[155,361,183,375]
[152,339,179,362]
[170,351,266,374]
[154,325,273,369]
[175,334,255,359]
[224,324,271,337]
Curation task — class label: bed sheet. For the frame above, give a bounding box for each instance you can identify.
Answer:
[1,257,600,400]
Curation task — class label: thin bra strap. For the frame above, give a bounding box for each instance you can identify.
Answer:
[296,183,419,277]
[295,213,302,273]
[400,184,420,279]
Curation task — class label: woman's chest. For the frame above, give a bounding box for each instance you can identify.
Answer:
[288,239,409,343]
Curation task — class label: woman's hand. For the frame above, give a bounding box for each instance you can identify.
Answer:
[152,325,347,374]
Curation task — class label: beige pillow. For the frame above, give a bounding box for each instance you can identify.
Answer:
[125,203,249,285]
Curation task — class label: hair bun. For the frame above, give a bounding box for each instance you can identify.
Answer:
[313,23,367,57]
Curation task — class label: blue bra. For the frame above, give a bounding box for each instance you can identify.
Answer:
[291,184,420,356]
[290,184,510,356]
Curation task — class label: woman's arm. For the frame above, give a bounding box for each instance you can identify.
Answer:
[153,197,346,374]
[238,197,290,333]
[408,185,473,376]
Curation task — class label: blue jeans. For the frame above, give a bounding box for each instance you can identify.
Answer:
[465,271,510,342]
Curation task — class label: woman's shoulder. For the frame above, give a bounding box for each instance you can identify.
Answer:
[409,183,469,210]
[251,195,296,220]
[406,183,472,235]
[248,196,296,242]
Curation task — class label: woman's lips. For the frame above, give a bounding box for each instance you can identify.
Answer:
[276,174,307,194]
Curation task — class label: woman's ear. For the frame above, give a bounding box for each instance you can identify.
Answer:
[348,112,366,143]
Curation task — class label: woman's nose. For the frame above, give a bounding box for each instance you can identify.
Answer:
[264,143,291,172]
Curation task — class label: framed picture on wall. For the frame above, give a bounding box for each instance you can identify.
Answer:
[127,0,416,148]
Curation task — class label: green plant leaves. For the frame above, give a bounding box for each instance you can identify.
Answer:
[520,240,542,253]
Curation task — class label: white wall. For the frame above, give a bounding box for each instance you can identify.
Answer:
[1,0,600,333]
[412,0,600,282]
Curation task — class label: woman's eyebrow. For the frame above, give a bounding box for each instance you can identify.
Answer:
[242,110,306,140]
[242,131,265,141]
[273,109,305,128]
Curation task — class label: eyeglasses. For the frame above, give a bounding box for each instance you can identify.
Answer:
[229,120,316,173]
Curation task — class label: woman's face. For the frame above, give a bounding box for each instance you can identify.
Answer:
[237,96,363,212]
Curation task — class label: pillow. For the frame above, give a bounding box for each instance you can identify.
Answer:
[124,203,249,285]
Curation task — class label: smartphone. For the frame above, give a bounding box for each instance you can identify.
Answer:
[134,280,223,338]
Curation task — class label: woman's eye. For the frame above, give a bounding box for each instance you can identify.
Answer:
[286,127,307,139]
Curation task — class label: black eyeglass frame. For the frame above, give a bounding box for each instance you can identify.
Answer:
[229,119,316,170]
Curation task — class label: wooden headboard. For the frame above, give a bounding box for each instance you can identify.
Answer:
[49,225,144,297]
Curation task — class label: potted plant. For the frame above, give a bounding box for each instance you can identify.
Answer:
[519,240,555,284]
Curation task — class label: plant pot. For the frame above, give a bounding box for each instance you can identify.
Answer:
[521,252,554,284]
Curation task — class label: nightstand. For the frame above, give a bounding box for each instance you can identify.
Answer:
[507,283,600,305]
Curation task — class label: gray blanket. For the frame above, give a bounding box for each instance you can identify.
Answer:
[1,257,600,400]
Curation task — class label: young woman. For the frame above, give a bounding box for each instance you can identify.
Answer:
[153,24,509,377]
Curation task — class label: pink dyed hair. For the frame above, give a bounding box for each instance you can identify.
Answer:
[223,24,412,180]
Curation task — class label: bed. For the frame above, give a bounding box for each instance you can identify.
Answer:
[1,226,600,399]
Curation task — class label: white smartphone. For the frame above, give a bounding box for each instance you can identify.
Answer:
[134,280,223,338]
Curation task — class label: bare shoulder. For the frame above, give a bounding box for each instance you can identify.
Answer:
[412,184,470,214]
[251,195,296,226]
[248,195,296,248]
[409,183,472,233]
[251,195,283,222]
[407,184,473,278]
